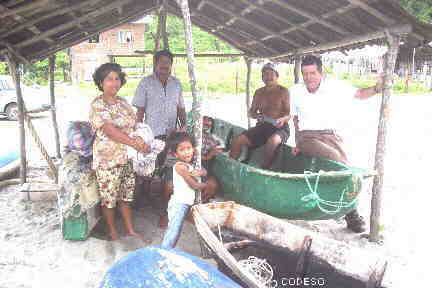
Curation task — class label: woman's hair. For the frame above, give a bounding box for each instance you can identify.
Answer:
[301,55,323,73]
[203,116,214,133]
[154,49,174,65]
[92,63,127,92]
[167,131,195,153]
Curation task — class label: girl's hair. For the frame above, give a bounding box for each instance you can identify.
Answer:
[92,63,127,92]
[167,131,195,153]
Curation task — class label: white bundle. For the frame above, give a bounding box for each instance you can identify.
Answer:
[127,123,165,176]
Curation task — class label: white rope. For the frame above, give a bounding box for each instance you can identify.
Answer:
[238,256,274,287]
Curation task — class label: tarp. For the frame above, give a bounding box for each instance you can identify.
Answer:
[99,246,241,288]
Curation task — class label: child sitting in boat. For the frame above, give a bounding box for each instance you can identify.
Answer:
[161,131,218,248]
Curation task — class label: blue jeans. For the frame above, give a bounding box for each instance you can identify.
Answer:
[161,202,191,248]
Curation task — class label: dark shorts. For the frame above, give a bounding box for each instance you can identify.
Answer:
[243,122,290,149]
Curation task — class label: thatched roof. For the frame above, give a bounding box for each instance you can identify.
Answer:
[1,0,432,64]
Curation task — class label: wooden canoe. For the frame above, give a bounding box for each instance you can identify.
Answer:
[192,202,388,288]
[210,118,375,220]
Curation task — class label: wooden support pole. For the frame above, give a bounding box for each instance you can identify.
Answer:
[176,0,202,170]
[244,57,252,129]
[49,55,61,161]
[5,54,27,184]
[161,0,169,50]
[369,32,401,243]
[294,55,301,84]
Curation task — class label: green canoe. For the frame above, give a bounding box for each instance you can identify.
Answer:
[209,118,374,220]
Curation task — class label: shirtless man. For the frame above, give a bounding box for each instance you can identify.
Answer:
[229,63,290,169]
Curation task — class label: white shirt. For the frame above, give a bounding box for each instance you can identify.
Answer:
[132,74,185,137]
[170,162,196,206]
[289,78,357,131]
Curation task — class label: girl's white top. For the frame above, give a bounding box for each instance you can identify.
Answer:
[171,162,196,206]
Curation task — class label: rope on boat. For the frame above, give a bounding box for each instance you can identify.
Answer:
[238,256,274,287]
[302,171,360,215]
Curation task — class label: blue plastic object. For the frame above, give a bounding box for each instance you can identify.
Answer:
[0,150,19,168]
[99,246,241,288]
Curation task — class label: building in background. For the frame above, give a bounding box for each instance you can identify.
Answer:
[70,22,147,84]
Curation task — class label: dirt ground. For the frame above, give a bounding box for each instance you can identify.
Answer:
[0,87,430,287]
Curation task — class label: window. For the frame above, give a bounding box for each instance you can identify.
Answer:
[88,34,100,43]
[118,31,133,43]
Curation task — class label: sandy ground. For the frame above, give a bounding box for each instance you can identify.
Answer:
[0,85,431,287]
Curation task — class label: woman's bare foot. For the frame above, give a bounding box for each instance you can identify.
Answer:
[109,230,120,241]
[159,215,168,229]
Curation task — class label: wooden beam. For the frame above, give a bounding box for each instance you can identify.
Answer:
[0,0,105,40]
[135,51,245,57]
[28,7,156,63]
[238,0,325,43]
[347,0,424,42]
[175,5,278,55]
[244,57,253,129]
[274,3,355,40]
[3,42,31,65]
[0,0,50,18]
[270,24,413,60]
[294,55,301,84]
[161,0,169,50]
[176,0,203,202]
[205,1,301,48]
[5,53,27,184]
[48,55,61,161]
[14,0,136,49]
[271,0,350,36]
[369,32,401,243]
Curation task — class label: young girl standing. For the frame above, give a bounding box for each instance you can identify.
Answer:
[161,132,211,248]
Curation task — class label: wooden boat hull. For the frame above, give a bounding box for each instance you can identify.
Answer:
[192,202,387,288]
[210,118,373,220]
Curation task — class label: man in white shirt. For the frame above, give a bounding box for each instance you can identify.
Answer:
[290,55,383,233]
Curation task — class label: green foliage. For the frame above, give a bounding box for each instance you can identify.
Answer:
[0,62,7,74]
[22,50,70,84]
[144,14,239,57]
[400,0,432,22]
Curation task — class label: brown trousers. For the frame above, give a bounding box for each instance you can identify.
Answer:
[296,130,348,164]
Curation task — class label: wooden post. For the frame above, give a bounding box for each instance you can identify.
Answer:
[176,0,202,170]
[294,55,301,84]
[161,0,169,50]
[49,55,61,161]
[5,54,27,184]
[369,32,401,243]
[244,57,252,129]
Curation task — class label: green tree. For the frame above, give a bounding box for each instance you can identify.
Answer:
[400,0,432,22]
[145,14,238,54]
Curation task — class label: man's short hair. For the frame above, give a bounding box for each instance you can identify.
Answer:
[301,55,323,73]
[154,49,174,65]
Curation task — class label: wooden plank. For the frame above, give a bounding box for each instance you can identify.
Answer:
[0,0,50,18]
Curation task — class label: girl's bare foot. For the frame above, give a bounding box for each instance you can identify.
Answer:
[159,215,168,229]
[126,231,145,242]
